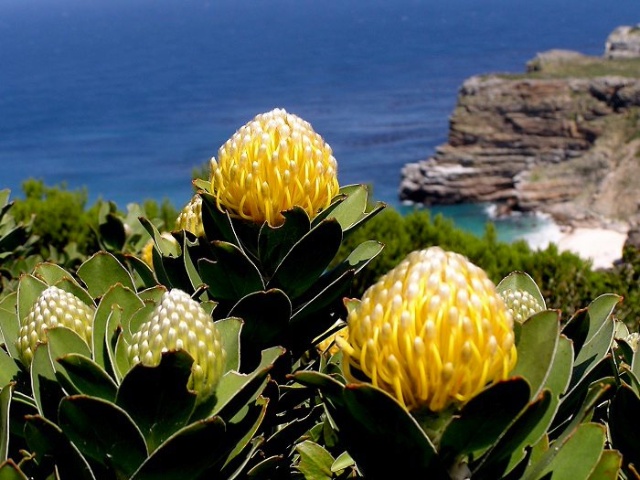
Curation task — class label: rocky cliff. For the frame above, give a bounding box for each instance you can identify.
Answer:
[400,49,640,227]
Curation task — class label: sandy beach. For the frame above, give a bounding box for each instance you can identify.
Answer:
[556,227,628,270]
[521,217,628,270]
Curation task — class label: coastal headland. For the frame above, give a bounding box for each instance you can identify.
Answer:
[400,26,640,268]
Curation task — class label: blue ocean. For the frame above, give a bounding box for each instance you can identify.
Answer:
[1,0,638,241]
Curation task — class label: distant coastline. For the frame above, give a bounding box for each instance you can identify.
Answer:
[399,25,640,266]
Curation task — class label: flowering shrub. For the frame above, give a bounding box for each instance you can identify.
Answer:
[0,110,636,479]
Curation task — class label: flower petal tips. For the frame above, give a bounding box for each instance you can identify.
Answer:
[339,247,517,413]
[176,195,205,237]
[209,108,340,226]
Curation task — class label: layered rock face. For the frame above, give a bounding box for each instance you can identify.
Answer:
[400,54,640,225]
[605,25,640,59]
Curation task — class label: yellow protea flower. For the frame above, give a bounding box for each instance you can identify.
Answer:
[128,289,226,405]
[499,288,543,323]
[209,108,340,226]
[141,238,155,267]
[17,286,95,365]
[140,232,179,268]
[317,326,349,356]
[176,195,204,237]
[338,247,517,413]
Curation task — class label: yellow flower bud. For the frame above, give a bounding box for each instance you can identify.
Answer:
[140,232,178,268]
[338,247,517,412]
[176,195,204,237]
[128,289,226,404]
[499,288,543,323]
[317,326,349,356]
[209,108,340,226]
[17,286,95,365]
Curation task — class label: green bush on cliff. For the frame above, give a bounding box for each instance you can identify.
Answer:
[10,179,100,259]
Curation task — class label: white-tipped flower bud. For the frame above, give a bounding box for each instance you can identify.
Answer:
[128,289,226,404]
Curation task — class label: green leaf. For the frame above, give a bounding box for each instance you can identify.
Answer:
[124,254,158,289]
[337,384,443,478]
[125,303,156,340]
[260,405,324,463]
[292,268,353,321]
[440,378,531,460]
[544,335,574,398]
[229,289,291,372]
[563,294,620,361]
[0,293,19,361]
[0,461,28,480]
[219,396,269,470]
[511,310,560,400]
[17,275,47,335]
[56,354,118,402]
[214,318,242,373]
[524,423,606,480]
[58,395,148,477]
[99,212,127,251]
[295,440,335,480]
[77,252,136,298]
[32,262,78,288]
[47,326,91,360]
[0,385,12,463]
[496,271,546,310]
[198,241,264,302]
[113,325,132,383]
[53,277,94,307]
[535,378,614,478]
[138,217,181,257]
[334,240,385,275]
[331,451,355,472]
[312,184,384,235]
[317,184,369,231]
[587,450,622,480]
[0,350,20,388]
[116,351,197,453]
[472,390,553,478]
[268,219,343,300]
[30,345,64,420]
[211,346,285,419]
[258,207,311,276]
[181,234,205,293]
[24,414,96,480]
[569,299,617,390]
[92,284,144,369]
[292,371,346,402]
[199,192,241,247]
[609,385,640,470]
[485,336,574,476]
[129,416,227,480]
[46,327,92,395]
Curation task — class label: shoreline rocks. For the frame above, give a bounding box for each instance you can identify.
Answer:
[399,54,640,231]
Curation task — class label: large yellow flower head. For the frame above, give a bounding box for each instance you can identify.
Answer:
[209,108,340,226]
[338,247,517,413]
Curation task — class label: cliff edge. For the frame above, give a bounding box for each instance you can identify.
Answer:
[400,35,640,228]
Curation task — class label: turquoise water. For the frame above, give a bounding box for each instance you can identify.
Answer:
[1,0,637,241]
